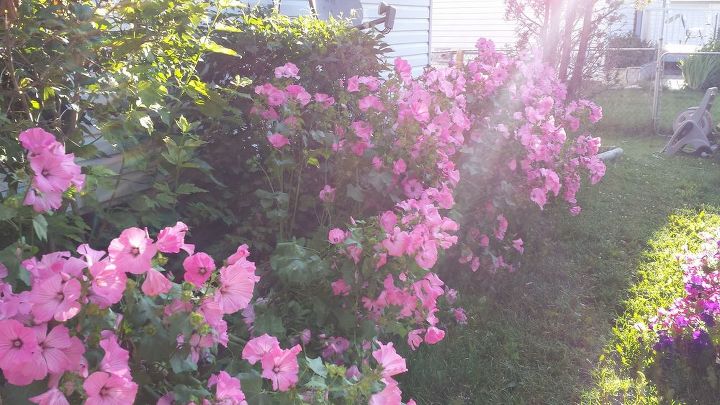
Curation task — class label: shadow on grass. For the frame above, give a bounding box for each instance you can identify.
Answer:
[400,136,720,404]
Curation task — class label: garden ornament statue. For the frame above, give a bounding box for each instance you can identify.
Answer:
[663,86,717,156]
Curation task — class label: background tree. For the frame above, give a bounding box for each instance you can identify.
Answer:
[505,0,625,95]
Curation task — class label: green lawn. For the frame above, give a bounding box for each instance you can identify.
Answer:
[401,90,720,404]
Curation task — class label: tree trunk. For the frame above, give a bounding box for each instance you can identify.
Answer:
[558,2,578,82]
[569,0,595,97]
[544,0,564,64]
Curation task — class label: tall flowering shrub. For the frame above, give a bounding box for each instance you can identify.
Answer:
[0,18,605,403]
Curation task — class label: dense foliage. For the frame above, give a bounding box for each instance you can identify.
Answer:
[0,1,605,404]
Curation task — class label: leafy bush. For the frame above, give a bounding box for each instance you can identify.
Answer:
[605,33,655,69]
[681,40,720,90]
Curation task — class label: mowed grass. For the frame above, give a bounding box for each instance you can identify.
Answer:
[400,89,720,404]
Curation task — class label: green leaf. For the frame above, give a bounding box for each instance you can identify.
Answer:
[305,357,327,377]
[305,375,328,390]
[215,22,242,32]
[33,215,48,242]
[139,115,154,133]
[0,203,17,221]
[175,183,207,195]
[346,184,364,202]
[170,351,197,374]
[202,39,239,56]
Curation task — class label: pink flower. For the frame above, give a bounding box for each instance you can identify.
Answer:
[260,344,302,391]
[358,95,384,112]
[424,326,445,344]
[379,211,397,233]
[266,87,287,107]
[331,279,351,296]
[19,128,56,154]
[141,268,172,296]
[242,334,280,365]
[183,252,216,287]
[369,378,402,405]
[347,76,360,92]
[392,159,406,175]
[495,215,508,240]
[569,206,581,216]
[513,238,524,253]
[208,371,247,404]
[29,324,72,380]
[156,222,194,255]
[372,341,407,378]
[29,388,70,405]
[274,62,300,79]
[318,185,336,203]
[285,84,312,106]
[267,133,290,149]
[227,244,251,266]
[217,257,259,314]
[0,319,39,371]
[407,329,423,350]
[23,187,63,213]
[30,274,82,322]
[29,152,75,194]
[89,260,127,308]
[99,331,130,378]
[530,187,547,209]
[453,307,468,324]
[328,228,346,245]
[382,228,410,257]
[394,57,412,83]
[83,371,138,405]
[108,227,157,275]
[314,93,335,108]
[415,240,438,270]
[351,121,373,142]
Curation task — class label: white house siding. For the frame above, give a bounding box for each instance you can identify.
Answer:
[431,0,516,52]
[629,0,720,46]
[245,0,431,75]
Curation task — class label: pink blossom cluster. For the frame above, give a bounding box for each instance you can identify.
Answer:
[650,229,720,354]
[242,334,302,392]
[0,208,258,403]
[18,128,85,213]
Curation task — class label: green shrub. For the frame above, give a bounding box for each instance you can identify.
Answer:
[681,40,720,90]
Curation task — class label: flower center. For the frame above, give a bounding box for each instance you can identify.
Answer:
[273,365,281,373]
[41,169,50,177]
[100,386,109,397]
[56,291,64,301]
[130,246,140,256]
[12,339,22,348]
[198,267,207,275]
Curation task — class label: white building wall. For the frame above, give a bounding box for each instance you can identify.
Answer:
[246,0,431,75]
[431,0,516,52]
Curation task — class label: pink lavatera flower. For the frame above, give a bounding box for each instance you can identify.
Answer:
[267,133,290,149]
[407,329,423,350]
[99,331,131,378]
[88,260,127,308]
[0,319,39,371]
[208,371,247,405]
[274,62,299,79]
[318,184,335,203]
[19,128,56,154]
[331,279,351,296]
[217,255,259,314]
[227,244,251,265]
[369,377,402,405]
[29,388,70,405]
[142,268,172,296]
[183,252,216,287]
[382,227,410,257]
[108,227,157,274]
[26,324,73,382]
[30,274,82,323]
[23,186,63,213]
[424,326,446,344]
[83,371,138,405]
[156,221,194,255]
[314,93,335,108]
[372,341,407,378]
[242,334,280,365]
[328,228,346,245]
[260,344,302,391]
